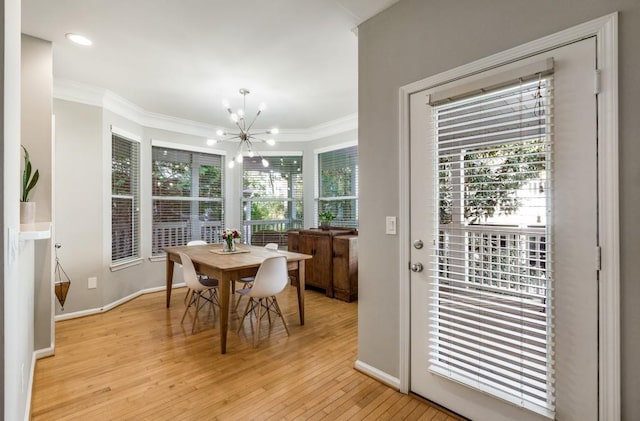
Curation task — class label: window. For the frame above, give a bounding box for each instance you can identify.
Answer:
[431,76,553,413]
[242,155,303,246]
[111,133,140,263]
[151,144,224,255]
[316,144,358,228]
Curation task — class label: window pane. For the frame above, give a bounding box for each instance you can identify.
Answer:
[112,197,135,261]
[152,148,192,197]
[242,156,303,246]
[317,145,358,227]
[112,134,139,263]
[151,145,224,255]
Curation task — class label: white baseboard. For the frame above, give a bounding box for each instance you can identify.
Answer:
[354,359,401,390]
[34,346,55,359]
[55,282,186,321]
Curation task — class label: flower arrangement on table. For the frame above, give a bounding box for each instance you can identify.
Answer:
[222,229,241,252]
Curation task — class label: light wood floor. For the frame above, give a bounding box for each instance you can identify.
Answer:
[31,286,459,420]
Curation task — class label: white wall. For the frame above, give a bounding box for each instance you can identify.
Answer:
[21,34,53,353]
[4,1,31,420]
[357,0,640,419]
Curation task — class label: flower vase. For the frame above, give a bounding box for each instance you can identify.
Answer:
[223,239,236,252]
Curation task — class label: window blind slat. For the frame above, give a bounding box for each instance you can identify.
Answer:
[430,75,554,414]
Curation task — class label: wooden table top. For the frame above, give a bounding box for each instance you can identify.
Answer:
[164,244,311,271]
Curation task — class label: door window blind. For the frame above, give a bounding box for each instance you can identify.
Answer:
[317,145,358,228]
[151,146,224,255]
[430,76,554,416]
[242,155,303,245]
[112,134,140,263]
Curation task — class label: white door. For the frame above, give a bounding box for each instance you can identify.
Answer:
[410,38,597,421]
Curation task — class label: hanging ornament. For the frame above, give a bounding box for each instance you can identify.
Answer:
[54,243,71,310]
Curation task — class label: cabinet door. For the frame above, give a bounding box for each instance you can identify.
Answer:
[299,234,333,295]
[333,236,358,302]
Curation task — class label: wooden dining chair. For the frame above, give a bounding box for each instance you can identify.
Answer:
[236,255,290,347]
[179,252,219,333]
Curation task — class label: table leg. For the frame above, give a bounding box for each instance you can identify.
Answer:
[166,258,175,308]
[219,274,231,354]
[297,261,305,325]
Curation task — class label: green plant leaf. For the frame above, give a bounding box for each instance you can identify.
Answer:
[25,170,39,201]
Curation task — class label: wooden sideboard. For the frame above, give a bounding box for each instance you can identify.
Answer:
[288,228,358,302]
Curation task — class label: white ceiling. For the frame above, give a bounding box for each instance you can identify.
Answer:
[21,0,400,131]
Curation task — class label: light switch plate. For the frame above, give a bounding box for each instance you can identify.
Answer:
[386,216,397,235]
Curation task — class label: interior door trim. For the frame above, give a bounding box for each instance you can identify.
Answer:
[398,12,619,421]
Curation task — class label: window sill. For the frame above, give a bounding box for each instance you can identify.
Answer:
[148,255,166,263]
[110,258,143,272]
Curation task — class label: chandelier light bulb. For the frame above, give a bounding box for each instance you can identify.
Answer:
[237,109,245,118]
[262,159,269,168]
[266,139,276,146]
[206,138,217,146]
[216,129,225,136]
[236,153,244,163]
[269,128,279,135]
[230,113,239,122]
[259,102,267,112]
[222,99,230,109]
[228,160,235,169]
[248,150,255,158]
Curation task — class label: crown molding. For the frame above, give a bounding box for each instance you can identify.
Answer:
[53,79,358,142]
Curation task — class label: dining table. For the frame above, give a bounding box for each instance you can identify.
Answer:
[164,243,312,354]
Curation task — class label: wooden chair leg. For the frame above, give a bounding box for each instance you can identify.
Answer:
[181,292,194,325]
[255,299,263,347]
[272,296,289,336]
[192,293,201,334]
[237,298,252,333]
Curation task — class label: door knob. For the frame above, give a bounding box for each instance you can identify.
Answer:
[410,262,424,272]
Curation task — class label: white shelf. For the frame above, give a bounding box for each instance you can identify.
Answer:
[20,222,52,240]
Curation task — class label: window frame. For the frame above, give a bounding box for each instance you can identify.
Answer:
[240,151,303,246]
[314,141,359,228]
[110,126,142,269]
[150,140,226,257]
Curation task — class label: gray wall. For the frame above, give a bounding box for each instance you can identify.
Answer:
[357,0,639,419]
[21,34,53,351]
[53,99,355,315]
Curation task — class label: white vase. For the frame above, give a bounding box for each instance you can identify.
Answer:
[20,202,36,225]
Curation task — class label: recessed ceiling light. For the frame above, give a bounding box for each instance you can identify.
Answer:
[65,33,92,46]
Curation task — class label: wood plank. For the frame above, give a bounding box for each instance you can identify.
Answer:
[31,287,459,420]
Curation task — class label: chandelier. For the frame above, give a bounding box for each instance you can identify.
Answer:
[209,88,278,168]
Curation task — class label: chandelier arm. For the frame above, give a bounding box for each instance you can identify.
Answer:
[245,110,262,132]
[251,136,270,143]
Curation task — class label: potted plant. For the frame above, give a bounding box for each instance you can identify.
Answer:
[21,146,39,224]
[319,210,335,230]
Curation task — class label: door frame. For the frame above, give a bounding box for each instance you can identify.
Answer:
[398,12,619,420]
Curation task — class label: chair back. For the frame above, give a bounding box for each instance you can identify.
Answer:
[187,240,207,246]
[249,256,288,298]
[179,252,206,291]
[264,243,278,251]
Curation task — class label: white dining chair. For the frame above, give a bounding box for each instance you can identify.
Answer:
[183,240,217,305]
[236,255,290,347]
[179,252,219,333]
[234,243,279,310]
